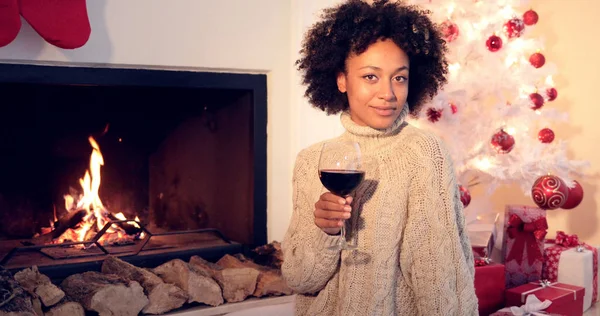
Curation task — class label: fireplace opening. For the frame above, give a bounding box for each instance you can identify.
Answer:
[0,64,267,272]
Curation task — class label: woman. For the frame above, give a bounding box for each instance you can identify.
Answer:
[281,0,478,315]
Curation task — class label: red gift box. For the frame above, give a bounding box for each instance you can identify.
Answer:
[505,281,585,316]
[475,262,505,315]
[502,205,548,289]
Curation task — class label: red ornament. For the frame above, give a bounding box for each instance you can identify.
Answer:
[504,18,525,38]
[486,35,503,52]
[562,180,584,209]
[427,108,443,122]
[538,128,555,143]
[491,129,515,154]
[529,52,546,68]
[450,103,458,114]
[546,87,558,101]
[441,20,459,42]
[523,9,539,26]
[530,93,544,110]
[531,175,569,210]
[459,185,471,207]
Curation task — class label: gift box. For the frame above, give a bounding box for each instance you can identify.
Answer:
[543,231,598,312]
[471,230,495,258]
[505,281,584,316]
[502,205,547,289]
[474,260,505,315]
[468,213,499,259]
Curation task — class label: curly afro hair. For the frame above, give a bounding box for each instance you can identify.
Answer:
[296,0,448,116]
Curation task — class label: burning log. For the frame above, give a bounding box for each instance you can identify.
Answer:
[189,256,259,303]
[106,213,141,236]
[153,259,223,307]
[60,271,148,316]
[216,254,293,298]
[0,266,37,316]
[30,209,87,245]
[101,256,187,315]
[13,266,65,308]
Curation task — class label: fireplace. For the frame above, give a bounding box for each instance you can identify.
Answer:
[0,63,268,273]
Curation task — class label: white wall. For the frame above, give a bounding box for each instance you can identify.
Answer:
[0,0,294,242]
[290,0,346,157]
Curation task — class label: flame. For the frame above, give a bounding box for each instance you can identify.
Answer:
[52,136,141,245]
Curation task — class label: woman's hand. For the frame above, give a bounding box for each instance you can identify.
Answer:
[314,192,353,235]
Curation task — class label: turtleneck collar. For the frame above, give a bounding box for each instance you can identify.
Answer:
[339,103,409,152]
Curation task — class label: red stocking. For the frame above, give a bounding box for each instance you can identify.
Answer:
[0,0,21,47]
[19,0,91,49]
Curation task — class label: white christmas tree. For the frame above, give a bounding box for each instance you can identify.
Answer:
[405,0,589,209]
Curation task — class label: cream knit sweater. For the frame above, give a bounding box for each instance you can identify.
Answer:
[281,105,478,315]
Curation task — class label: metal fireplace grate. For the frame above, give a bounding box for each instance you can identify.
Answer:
[0,219,243,280]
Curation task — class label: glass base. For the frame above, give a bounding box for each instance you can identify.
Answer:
[328,238,358,250]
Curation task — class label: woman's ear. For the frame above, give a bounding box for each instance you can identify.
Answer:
[336,72,347,93]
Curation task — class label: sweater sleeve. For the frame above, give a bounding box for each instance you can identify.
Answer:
[281,149,342,294]
[400,136,478,315]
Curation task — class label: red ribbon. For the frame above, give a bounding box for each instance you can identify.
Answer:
[506,213,548,266]
[555,230,580,247]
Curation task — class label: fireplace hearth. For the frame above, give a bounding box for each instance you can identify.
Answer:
[0,64,284,316]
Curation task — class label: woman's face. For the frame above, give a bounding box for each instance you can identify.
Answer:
[337,39,410,130]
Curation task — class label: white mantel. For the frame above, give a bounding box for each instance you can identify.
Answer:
[0,0,345,243]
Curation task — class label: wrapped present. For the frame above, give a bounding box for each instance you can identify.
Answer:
[474,258,505,315]
[502,205,548,288]
[543,231,598,312]
[490,294,560,316]
[505,280,584,316]
[468,213,499,259]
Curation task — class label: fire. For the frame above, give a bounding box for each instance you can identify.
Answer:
[52,136,143,245]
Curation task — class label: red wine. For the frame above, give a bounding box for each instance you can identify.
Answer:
[319,169,365,196]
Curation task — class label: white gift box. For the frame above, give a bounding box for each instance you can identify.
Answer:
[544,243,598,313]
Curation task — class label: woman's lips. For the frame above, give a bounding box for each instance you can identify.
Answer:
[370,106,396,116]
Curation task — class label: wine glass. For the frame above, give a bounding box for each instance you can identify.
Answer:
[318,141,364,250]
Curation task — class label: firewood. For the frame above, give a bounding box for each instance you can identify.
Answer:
[60,271,148,316]
[106,213,141,236]
[0,266,37,316]
[14,266,65,307]
[101,256,187,314]
[30,297,43,316]
[153,259,223,307]
[250,241,284,270]
[29,209,87,245]
[189,256,259,303]
[216,254,293,298]
[45,301,85,316]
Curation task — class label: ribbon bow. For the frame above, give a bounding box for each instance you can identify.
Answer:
[537,280,552,288]
[507,294,552,315]
[507,214,548,265]
[554,231,579,247]
[475,257,491,267]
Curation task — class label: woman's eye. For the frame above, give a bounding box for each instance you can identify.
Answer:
[394,76,407,82]
[363,75,377,81]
